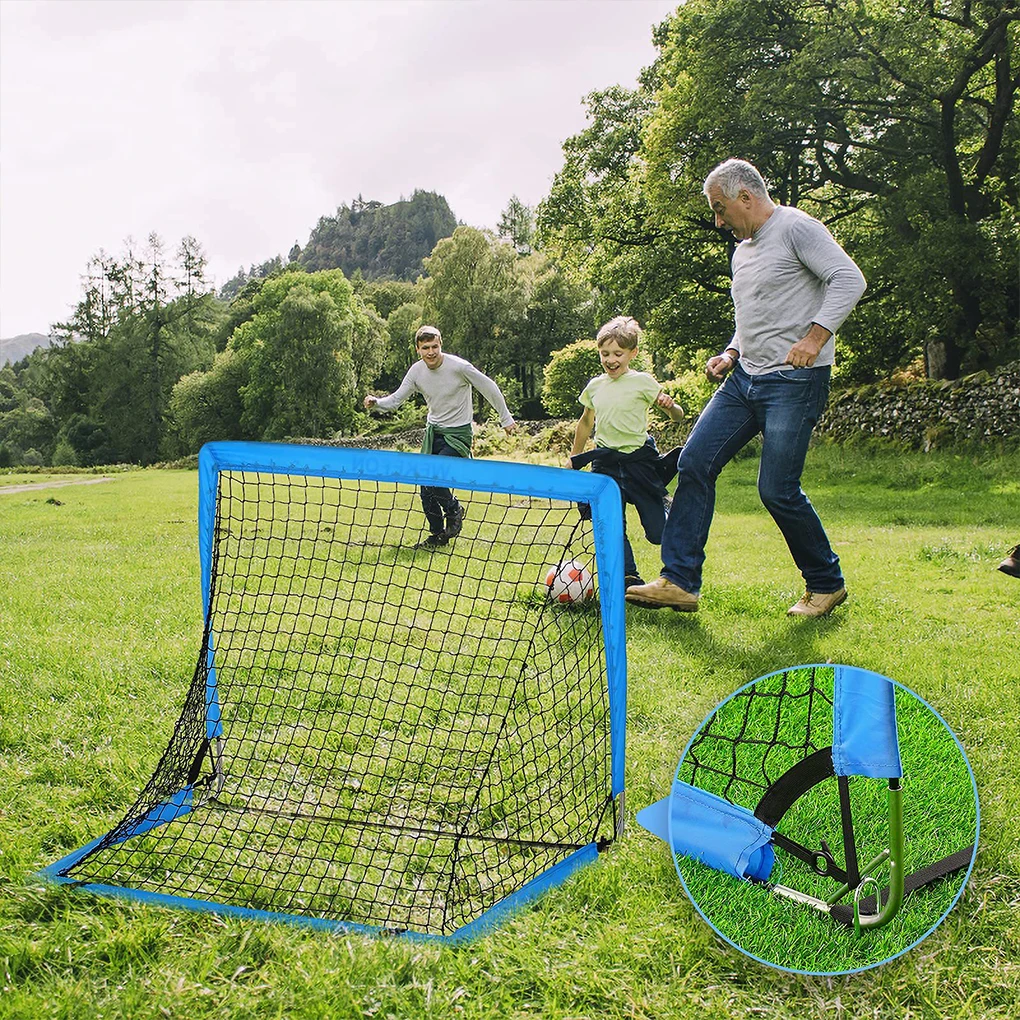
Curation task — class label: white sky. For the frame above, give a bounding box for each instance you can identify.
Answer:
[0,0,677,338]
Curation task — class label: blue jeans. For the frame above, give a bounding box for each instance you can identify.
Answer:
[661,363,843,595]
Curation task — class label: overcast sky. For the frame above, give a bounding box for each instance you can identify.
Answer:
[0,0,678,338]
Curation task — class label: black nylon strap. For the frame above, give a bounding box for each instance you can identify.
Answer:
[754,746,835,828]
[838,774,861,889]
[829,844,975,927]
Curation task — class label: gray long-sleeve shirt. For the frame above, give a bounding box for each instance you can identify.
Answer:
[372,353,515,428]
[729,205,867,375]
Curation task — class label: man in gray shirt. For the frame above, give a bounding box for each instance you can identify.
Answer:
[627,158,866,616]
[365,325,516,548]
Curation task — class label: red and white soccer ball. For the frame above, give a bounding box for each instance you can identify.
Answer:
[545,559,595,604]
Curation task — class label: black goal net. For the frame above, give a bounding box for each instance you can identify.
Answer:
[47,442,627,939]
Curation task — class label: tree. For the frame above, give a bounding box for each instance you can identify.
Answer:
[420,227,525,381]
[497,196,536,253]
[229,270,364,440]
[167,348,249,454]
[41,236,221,463]
[380,301,424,390]
[540,1,1019,380]
[541,339,602,418]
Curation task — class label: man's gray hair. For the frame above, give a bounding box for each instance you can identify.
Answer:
[703,158,770,201]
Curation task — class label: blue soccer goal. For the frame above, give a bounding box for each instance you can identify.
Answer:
[41,441,627,940]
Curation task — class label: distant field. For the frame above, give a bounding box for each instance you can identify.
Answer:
[1,444,1018,1019]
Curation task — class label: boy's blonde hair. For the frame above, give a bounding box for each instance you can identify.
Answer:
[596,316,642,350]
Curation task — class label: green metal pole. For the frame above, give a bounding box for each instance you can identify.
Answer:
[854,779,905,932]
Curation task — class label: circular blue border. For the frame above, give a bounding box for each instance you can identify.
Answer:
[670,662,980,976]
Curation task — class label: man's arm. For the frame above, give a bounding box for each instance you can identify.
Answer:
[784,323,832,368]
[461,362,516,429]
[707,338,741,382]
[792,217,867,336]
[367,364,419,412]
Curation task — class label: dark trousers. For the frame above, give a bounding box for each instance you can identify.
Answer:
[420,432,465,535]
[585,439,670,579]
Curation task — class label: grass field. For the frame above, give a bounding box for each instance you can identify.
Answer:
[1,444,1018,1018]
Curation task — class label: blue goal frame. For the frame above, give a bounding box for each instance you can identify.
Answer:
[40,441,628,941]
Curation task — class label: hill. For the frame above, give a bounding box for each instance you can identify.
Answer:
[0,332,55,366]
[298,190,458,280]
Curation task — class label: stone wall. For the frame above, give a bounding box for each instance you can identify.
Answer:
[816,362,1020,449]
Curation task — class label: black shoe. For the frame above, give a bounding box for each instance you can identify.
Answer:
[998,545,1020,578]
[415,533,449,550]
[445,501,464,538]
[624,574,645,589]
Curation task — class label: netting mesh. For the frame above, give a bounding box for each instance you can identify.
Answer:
[679,667,834,808]
[60,469,616,936]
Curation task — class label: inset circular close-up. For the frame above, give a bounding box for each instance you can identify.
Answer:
[638,664,978,975]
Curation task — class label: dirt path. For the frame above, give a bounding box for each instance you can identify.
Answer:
[0,476,114,494]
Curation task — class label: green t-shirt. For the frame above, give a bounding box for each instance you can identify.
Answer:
[579,370,663,453]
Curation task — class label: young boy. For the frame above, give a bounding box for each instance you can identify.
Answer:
[364,325,516,548]
[568,316,685,588]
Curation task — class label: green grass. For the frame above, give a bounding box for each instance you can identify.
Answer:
[2,445,1019,1018]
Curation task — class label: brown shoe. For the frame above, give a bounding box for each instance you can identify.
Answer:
[787,588,847,617]
[998,546,1020,579]
[625,577,699,612]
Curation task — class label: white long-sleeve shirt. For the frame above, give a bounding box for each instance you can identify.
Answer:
[372,354,515,428]
[729,205,867,375]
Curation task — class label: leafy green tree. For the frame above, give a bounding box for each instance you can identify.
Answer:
[380,301,424,390]
[497,196,536,252]
[57,413,115,467]
[540,0,1019,380]
[230,270,362,440]
[361,279,420,320]
[421,227,598,415]
[420,227,525,381]
[0,398,55,464]
[39,235,221,463]
[349,303,389,402]
[541,339,602,418]
[167,348,249,454]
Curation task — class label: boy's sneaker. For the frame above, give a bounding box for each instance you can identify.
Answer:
[998,545,1020,578]
[415,533,449,550]
[444,502,464,538]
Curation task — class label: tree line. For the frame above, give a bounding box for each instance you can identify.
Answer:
[0,221,596,467]
[1,0,1016,468]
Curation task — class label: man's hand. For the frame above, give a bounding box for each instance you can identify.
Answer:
[503,422,517,435]
[706,351,737,382]
[785,324,831,368]
[363,394,378,409]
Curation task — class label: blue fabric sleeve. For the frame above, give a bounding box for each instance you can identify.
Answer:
[832,665,902,779]
[637,782,775,882]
